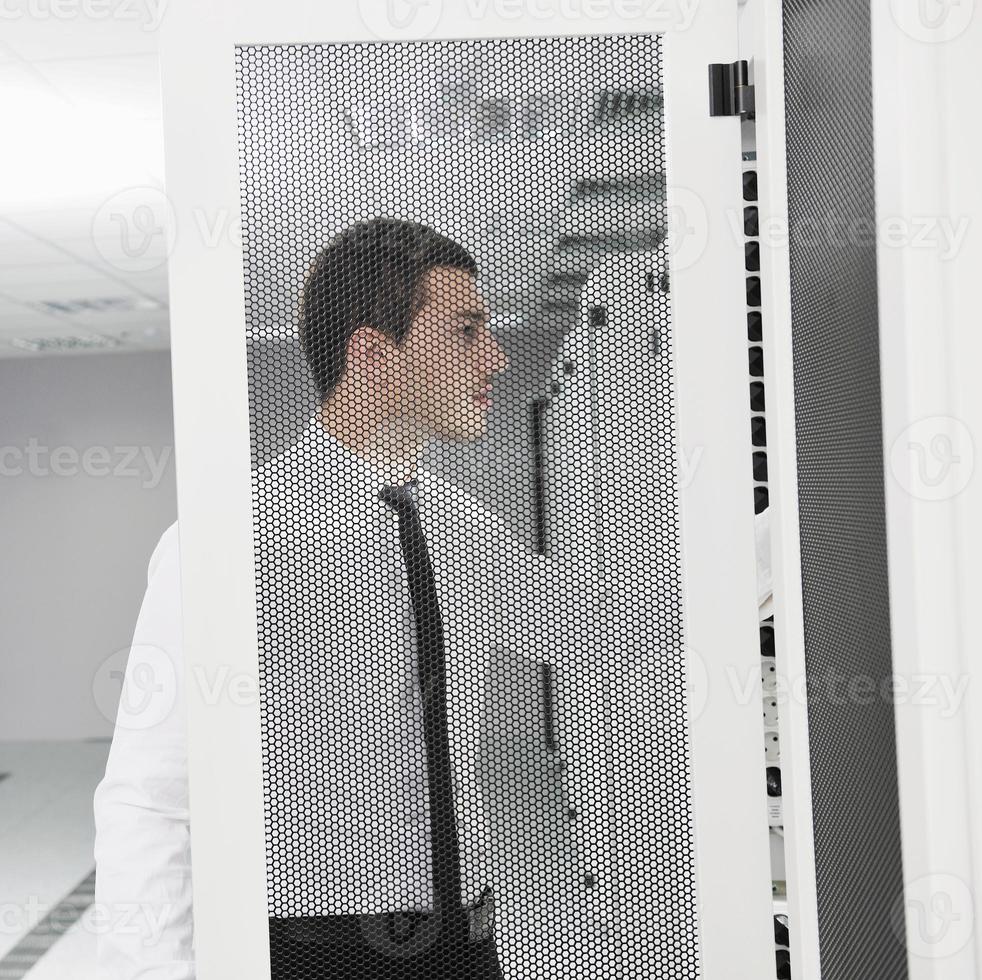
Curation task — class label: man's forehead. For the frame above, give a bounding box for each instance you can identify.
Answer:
[423,266,488,310]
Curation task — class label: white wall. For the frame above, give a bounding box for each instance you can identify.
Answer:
[0,350,177,741]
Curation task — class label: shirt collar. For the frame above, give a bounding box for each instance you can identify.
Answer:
[304,412,420,501]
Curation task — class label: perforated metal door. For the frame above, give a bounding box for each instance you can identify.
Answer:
[782,1,909,977]
[235,34,696,979]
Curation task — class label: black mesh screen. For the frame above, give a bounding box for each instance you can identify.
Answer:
[235,35,697,979]
[782,2,909,978]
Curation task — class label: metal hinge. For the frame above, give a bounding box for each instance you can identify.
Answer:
[708,60,756,119]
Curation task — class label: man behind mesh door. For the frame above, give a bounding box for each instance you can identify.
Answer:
[93,218,517,979]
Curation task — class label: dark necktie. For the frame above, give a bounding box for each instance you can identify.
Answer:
[379,482,468,944]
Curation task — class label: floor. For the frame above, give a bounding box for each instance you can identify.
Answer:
[0,740,110,980]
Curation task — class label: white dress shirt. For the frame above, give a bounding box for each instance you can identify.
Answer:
[92,411,775,978]
[92,414,528,977]
[252,413,501,916]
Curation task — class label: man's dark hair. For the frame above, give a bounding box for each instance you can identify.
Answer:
[299,217,479,401]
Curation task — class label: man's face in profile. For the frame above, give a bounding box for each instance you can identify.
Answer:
[397,265,509,443]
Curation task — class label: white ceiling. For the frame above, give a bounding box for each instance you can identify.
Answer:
[0,23,663,361]
[0,19,169,358]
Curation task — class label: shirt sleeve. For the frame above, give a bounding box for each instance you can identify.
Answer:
[92,519,196,979]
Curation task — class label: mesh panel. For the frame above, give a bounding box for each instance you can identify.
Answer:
[235,34,697,979]
[782,2,909,978]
